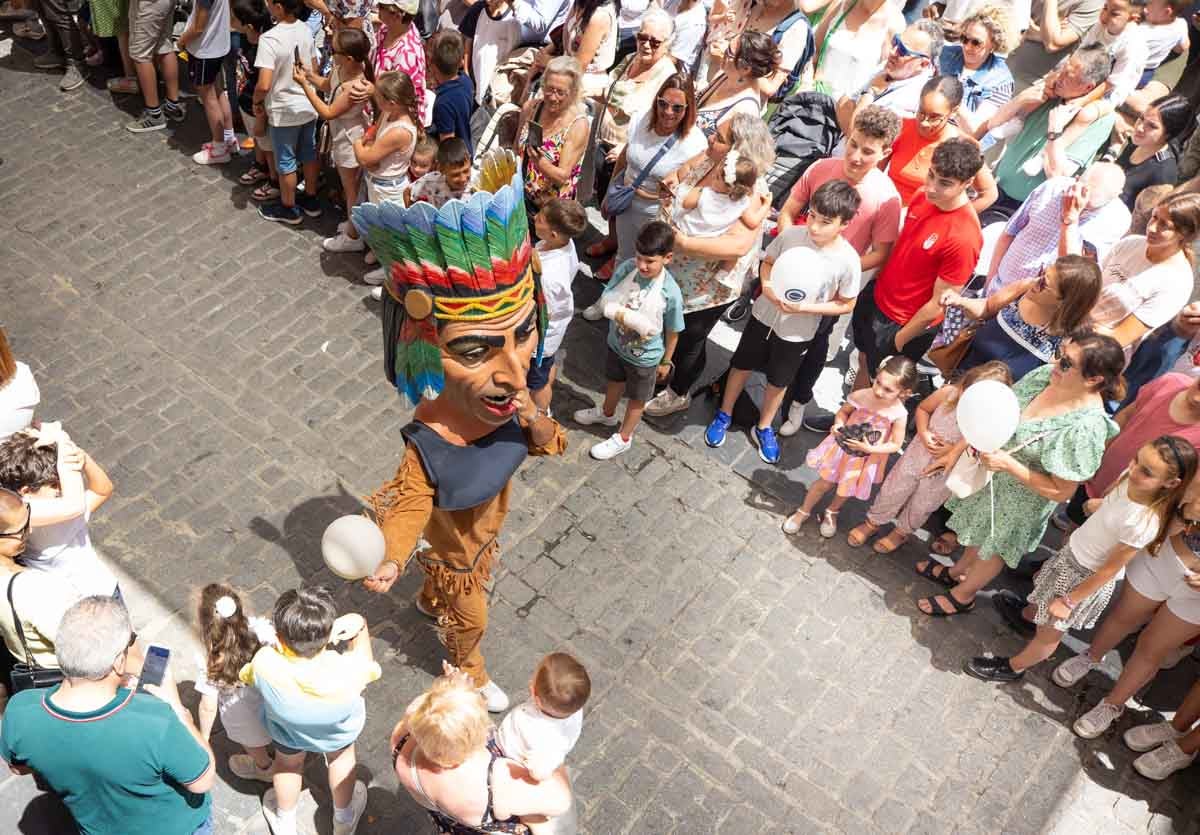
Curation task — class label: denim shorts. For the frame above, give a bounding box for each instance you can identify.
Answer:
[269,121,317,174]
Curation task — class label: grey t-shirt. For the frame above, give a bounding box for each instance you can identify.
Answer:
[1007,0,1103,90]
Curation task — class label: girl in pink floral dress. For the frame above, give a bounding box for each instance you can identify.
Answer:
[783,356,917,540]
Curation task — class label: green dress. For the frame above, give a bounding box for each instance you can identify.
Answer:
[946,365,1118,568]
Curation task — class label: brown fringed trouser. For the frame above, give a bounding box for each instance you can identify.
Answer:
[416,541,498,688]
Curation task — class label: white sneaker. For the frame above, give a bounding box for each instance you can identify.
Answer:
[1053,653,1101,688]
[1160,644,1195,670]
[590,433,632,460]
[581,302,604,321]
[192,143,231,165]
[332,780,369,835]
[572,405,619,427]
[364,250,378,265]
[479,680,509,712]
[228,753,273,782]
[369,286,383,301]
[1133,739,1197,780]
[779,402,806,437]
[261,788,299,835]
[1124,721,1186,753]
[323,231,366,253]
[818,510,839,539]
[644,388,691,417]
[363,267,386,286]
[1073,701,1124,739]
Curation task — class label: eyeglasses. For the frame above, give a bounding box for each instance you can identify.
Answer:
[891,34,930,61]
[656,97,686,114]
[0,505,30,540]
[961,36,987,48]
[636,33,663,49]
[916,109,950,124]
[542,87,569,99]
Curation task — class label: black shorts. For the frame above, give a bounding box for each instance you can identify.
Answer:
[730,316,813,388]
[188,55,224,88]
[604,347,657,402]
[849,280,936,375]
[526,352,556,391]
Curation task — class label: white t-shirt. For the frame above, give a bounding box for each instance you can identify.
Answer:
[673,187,751,238]
[21,506,118,598]
[1068,479,1159,570]
[622,114,707,193]
[1071,21,1147,107]
[187,0,231,60]
[664,0,706,70]
[0,362,39,442]
[537,239,578,356]
[472,8,522,106]
[1142,18,1188,69]
[753,226,862,343]
[254,20,318,127]
[1092,235,1193,354]
[616,0,648,30]
[495,700,583,775]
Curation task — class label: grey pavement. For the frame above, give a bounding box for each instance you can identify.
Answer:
[1,40,1199,835]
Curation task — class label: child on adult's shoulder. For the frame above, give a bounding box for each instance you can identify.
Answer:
[847,362,1013,554]
[240,586,378,835]
[706,179,863,465]
[178,0,237,165]
[405,137,475,208]
[528,198,588,417]
[0,427,118,599]
[784,355,918,539]
[574,221,684,461]
[194,583,277,783]
[231,0,280,200]
[293,27,374,254]
[427,29,476,152]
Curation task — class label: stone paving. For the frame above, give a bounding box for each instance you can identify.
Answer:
[1,39,1199,835]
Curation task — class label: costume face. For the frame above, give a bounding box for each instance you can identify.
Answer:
[436,299,539,428]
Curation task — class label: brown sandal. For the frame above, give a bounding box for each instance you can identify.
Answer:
[873,530,909,554]
[847,522,879,547]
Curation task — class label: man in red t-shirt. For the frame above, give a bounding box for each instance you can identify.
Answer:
[848,136,983,389]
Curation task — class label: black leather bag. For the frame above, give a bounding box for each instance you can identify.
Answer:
[7,575,64,693]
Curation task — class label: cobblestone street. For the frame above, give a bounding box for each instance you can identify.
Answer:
[2,43,1199,835]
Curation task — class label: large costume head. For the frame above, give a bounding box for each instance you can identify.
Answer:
[352,152,546,426]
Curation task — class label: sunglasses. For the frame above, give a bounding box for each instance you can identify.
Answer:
[961,36,987,48]
[1057,354,1074,372]
[892,34,930,61]
[656,97,686,114]
[0,505,30,540]
[636,33,663,48]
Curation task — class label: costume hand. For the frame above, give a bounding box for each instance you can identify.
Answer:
[514,388,538,423]
[1048,597,1073,620]
[364,560,400,593]
[979,450,1016,474]
[919,429,944,453]
[330,613,366,643]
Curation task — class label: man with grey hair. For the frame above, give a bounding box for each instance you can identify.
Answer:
[983,164,1131,296]
[835,19,944,136]
[0,596,216,835]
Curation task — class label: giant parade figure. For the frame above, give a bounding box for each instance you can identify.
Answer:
[353,152,566,712]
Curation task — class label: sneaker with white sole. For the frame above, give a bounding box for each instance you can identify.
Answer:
[1133,739,1197,780]
[332,780,369,835]
[779,402,806,437]
[126,109,167,133]
[192,143,231,165]
[1053,653,1101,688]
[369,286,384,301]
[162,100,186,123]
[644,388,691,417]
[259,202,303,225]
[581,302,604,321]
[261,788,299,835]
[228,753,273,782]
[59,64,85,91]
[573,405,619,427]
[1073,701,1124,739]
[479,680,509,712]
[1124,721,1186,753]
[323,231,366,252]
[590,433,632,460]
[363,267,386,285]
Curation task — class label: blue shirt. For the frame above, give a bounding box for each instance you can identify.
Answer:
[938,46,1014,113]
[603,259,685,367]
[513,0,571,45]
[432,72,475,153]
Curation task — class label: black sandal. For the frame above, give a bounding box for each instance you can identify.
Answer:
[914,559,958,589]
[918,593,975,618]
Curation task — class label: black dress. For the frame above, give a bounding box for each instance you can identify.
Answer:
[1118,144,1178,210]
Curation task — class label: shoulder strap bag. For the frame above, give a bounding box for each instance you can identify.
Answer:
[602,132,678,219]
[7,574,64,693]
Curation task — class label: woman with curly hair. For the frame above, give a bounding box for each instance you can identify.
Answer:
[937,4,1015,135]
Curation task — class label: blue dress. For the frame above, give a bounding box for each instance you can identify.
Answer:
[960,301,1061,382]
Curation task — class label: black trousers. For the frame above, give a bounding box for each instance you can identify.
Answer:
[668,303,732,396]
[36,0,85,65]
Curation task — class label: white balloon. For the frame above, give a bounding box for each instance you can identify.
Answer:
[955,379,1020,453]
[321,515,386,580]
[768,246,824,308]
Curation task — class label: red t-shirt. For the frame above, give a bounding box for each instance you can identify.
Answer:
[873,192,981,325]
[1087,373,1200,498]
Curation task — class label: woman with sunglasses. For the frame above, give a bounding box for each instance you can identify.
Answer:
[940,255,1102,384]
[914,331,1123,617]
[1053,478,1200,741]
[935,5,1014,136]
[811,0,905,100]
[693,30,778,138]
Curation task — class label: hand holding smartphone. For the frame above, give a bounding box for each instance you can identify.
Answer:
[139,645,171,691]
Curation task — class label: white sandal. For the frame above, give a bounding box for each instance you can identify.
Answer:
[818,510,839,539]
[782,509,810,535]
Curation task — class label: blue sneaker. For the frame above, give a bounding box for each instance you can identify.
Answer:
[259,201,303,225]
[705,411,732,447]
[753,426,781,464]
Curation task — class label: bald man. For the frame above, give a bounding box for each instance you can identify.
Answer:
[0,487,29,560]
[983,164,1130,297]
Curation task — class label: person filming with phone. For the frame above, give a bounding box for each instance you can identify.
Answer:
[515,55,590,215]
[0,596,217,835]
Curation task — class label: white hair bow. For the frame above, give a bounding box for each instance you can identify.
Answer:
[214,596,237,619]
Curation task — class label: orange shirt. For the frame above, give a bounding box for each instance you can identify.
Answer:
[887,119,957,206]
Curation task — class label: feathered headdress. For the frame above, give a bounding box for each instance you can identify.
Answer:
[352,150,547,406]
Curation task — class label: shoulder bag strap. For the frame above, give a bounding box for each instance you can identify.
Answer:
[626,133,678,193]
[7,573,37,668]
[576,56,630,205]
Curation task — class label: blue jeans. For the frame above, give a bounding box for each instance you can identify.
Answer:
[269,121,317,175]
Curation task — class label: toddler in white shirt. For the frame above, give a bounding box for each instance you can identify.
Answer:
[495,652,590,785]
[672,152,756,241]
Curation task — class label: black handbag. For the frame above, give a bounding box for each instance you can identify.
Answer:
[7,575,64,693]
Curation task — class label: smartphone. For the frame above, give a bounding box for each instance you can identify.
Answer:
[293,45,302,67]
[139,645,170,690]
[525,121,544,150]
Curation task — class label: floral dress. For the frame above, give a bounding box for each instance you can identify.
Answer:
[518,105,588,205]
[806,390,907,500]
[867,401,961,532]
[946,364,1118,568]
[375,23,428,124]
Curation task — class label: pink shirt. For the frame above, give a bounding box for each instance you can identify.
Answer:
[1087,373,1200,498]
[375,23,428,124]
[788,158,902,258]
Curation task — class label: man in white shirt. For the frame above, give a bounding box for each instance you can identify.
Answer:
[835,19,944,137]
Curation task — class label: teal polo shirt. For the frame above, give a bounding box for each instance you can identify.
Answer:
[0,685,212,835]
[994,100,1116,203]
